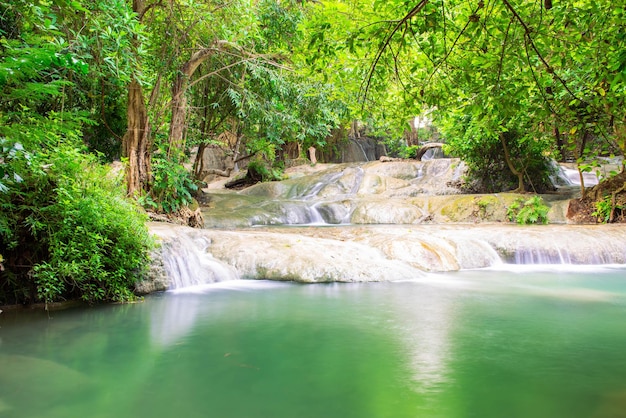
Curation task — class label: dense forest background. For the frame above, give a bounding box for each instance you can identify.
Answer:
[1,0,625,305]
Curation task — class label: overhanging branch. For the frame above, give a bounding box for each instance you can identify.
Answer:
[500,0,582,103]
[361,0,430,103]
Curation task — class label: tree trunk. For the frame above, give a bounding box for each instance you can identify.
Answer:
[500,133,525,192]
[121,0,152,197]
[168,74,188,158]
[193,142,207,180]
[168,46,222,157]
[554,122,565,161]
[123,79,151,196]
[577,131,589,199]
[415,142,444,161]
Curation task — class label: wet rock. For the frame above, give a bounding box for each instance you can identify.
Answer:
[147,223,626,290]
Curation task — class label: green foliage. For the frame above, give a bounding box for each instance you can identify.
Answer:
[507,196,550,225]
[299,0,409,138]
[148,150,198,214]
[0,139,28,193]
[382,141,421,160]
[592,195,624,224]
[302,0,626,181]
[152,0,342,175]
[592,196,613,223]
[1,0,141,304]
[400,145,419,159]
[442,120,555,192]
[0,144,153,305]
[247,159,284,182]
[477,197,492,218]
[257,0,304,50]
[237,68,340,156]
[0,0,141,164]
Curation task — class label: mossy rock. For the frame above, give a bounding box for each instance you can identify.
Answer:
[431,193,530,223]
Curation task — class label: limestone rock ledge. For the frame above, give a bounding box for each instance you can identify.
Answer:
[140,223,626,293]
[135,247,169,295]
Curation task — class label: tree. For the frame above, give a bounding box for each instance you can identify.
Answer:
[304,0,626,192]
[122,0,152,197]
[150,0,341,183]
[0,0,153,304]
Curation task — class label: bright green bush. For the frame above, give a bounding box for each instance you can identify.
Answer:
[146,149,198,214]
[592,195,624,223]
[400,145,420,159]
[592,196,613,223]
[507,196,550,225]
[247,159,284,182]
[0,145,153,305]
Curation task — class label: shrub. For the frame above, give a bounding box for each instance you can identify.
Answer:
[507,196,550,225]
[0,145,153,305]
[399,145,419,159]
[247,159,284,182]
[149,151,198,213]
[592,195,625,223]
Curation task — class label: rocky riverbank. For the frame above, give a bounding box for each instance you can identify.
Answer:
[137,159,624,292]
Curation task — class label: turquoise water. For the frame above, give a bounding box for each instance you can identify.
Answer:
[1,268,626,418]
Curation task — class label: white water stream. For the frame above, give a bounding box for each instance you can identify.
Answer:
[146,159,626,290]
[149,223,626,290]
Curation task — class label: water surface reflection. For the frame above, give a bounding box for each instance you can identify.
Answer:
[1,270,625,418]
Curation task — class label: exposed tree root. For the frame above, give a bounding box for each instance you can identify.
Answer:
[148,206,204,228]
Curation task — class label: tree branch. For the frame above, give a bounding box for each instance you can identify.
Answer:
[496,18,513,88]
[361,0,430,102]
[500,0,582,103]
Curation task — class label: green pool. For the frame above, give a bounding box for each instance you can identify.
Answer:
[1,267,626,418]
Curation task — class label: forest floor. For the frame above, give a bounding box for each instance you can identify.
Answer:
[568,170,626,223]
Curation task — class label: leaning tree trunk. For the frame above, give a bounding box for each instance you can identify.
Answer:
[576,131,590,199]
[168,45,227,157]
[415,142,444,161]
[123,79,151,196]
[500,133,525,193]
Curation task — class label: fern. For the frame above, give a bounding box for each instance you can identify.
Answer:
[507,196,550,225]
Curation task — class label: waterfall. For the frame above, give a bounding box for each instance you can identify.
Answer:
[486,226,626,266]
[348,167,365,195]
[553,164,599,187]
[513,247,572,264]
[511,242,626,265]
[258,169,362,225]
[157,159,626,291]
[299,172,344,199]
[148,223,626,292]
[157,227,238,289]
[351,139,370,162]
[277,202,326,225]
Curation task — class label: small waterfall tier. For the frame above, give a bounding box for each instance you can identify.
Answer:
[202,159,466,227]
[146,224,626,290]
[150,223,238,290]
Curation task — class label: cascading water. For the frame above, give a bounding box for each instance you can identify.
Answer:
[154,225,239,289]
[512,240,626,265]
[552,163,599,187]
[298,171,345,199]
[202,159,468,227]
[350,138,370,162]
[159,159,626,291]
[245,168,366,225]
[148,222,626,291]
